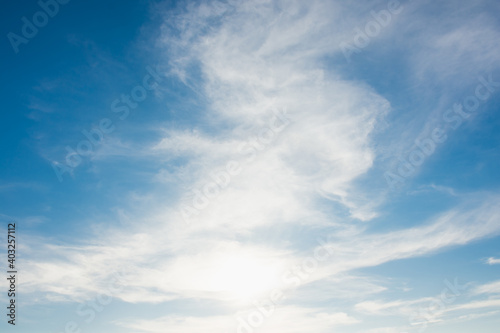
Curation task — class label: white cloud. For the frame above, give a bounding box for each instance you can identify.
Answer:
[155,0,391,223]
[486,257,500,265]
[117,305,359,333]
[473,279,500,294]
[19,1,500,333]
[21,0,500,304]
[351,276,500,332]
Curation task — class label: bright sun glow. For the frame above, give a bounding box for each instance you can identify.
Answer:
[207,254,282,301]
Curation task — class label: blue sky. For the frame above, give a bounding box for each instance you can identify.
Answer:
[1,0,500,332]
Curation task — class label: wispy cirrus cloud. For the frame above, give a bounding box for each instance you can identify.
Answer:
[117,306,359,333]
[16,1,500,333]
